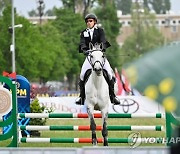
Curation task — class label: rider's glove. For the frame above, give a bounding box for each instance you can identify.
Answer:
[83,50,91,56]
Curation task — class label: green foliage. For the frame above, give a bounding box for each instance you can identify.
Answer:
[0,6,71,83]
[120,7,164,66]
[35,23,71,82]
[45,7,57,16]
[28,9,38,17]
[115,0,171,15]
[29,7,57,17]
[0,1,168,89]
[151,0,163,14]
[61,0,75,10]
[150,0,171,14]
[15,18,69,82]
[0,0,11,15]
[143,0,150,11]
[53,8,85,88]
[164,0,171,12]
[116,0,132,15]
[28,0,45,17]
[95,1,121,68]
[14,16,42,78]
[29,99,46,125]
[0,5,12,72]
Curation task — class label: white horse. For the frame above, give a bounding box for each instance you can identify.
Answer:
[85,43,110,146]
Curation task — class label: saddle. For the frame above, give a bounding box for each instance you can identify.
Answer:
[80,69,119,106]
[84,69,110,84]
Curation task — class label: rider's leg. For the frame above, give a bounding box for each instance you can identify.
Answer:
[75,79,85,105]
[103,59,120,105]
[75,58,91,105]
[108,78,120,105]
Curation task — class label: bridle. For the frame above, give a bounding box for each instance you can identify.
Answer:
[87,50,106,71]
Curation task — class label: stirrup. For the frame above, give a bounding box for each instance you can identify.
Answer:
[113,97,120,105]
[110,96,120,105]
[75,97,84,105]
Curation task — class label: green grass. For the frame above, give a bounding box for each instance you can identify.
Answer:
[1,118,166,147]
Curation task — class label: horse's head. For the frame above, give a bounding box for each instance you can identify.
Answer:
[88,43,105,76]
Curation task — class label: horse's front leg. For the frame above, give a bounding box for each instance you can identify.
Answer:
[101,109,108,146]
[87,107,97,146]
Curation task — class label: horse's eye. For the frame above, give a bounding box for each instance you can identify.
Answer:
[90,55,93,58]
[102,55,105,58]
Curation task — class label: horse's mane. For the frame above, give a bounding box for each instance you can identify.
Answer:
[90,42,103,51]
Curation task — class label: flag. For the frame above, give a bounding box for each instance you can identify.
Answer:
[114,68,125,95]
[2,71,16,79]
[121,68,132,93]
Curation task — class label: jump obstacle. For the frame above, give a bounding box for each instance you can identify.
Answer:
[1,75,180,147]
[0,76,17,147]
[18,112,164,144]
[18,113,162,118]
[20,137,164,144]
[20,125,163,131]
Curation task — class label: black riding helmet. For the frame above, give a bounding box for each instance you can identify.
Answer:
[85,13,97,23]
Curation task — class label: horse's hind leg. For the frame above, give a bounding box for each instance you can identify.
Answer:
[87,107,97,146]
[102,110,108,146]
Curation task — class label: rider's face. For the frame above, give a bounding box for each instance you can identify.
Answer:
[86,19,95,29]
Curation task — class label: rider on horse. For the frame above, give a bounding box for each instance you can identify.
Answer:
[75,13,120,105]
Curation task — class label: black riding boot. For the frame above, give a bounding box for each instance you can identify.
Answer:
[75,80,85,105]
[109,79,120,105]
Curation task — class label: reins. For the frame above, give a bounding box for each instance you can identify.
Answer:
[87,50,106,71]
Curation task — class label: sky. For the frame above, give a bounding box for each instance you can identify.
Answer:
[14,0,180,17]
[14,0,62,17]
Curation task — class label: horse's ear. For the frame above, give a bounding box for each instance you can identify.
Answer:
[99,43,104,51]
[89,42,94,50]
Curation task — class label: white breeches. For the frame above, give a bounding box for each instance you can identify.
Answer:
[80,57,113,81]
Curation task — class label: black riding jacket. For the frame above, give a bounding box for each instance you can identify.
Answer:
[79,27,111,53]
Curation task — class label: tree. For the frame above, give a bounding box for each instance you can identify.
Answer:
[44,7,57,16]
[28,9,38,17]
[28,0,45,18]
[0,0,11,16]
[53,8,85,89]
[150,0,171,14]
[0,5,12,72]
[15,17,70,82]
[143,0,150,12]
[151,0,163,14]
[164,0,171,12]
[95,1,121,68]
[120,5,164,66]
[115,0,172,15]
[37,23,71,82]
[0,5,71,83]
[61,0,96,16]
[116,0,132,15]
[81,0,97,16]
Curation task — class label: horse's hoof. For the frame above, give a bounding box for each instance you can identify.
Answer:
[92,142,97,146]
[92,138,97,146]
[104,139,108,146]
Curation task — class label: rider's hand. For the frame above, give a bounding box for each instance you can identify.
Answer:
[83,50,91,56]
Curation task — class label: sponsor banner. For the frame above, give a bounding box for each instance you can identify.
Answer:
[37,96,164,114]
[37,97,87,113]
